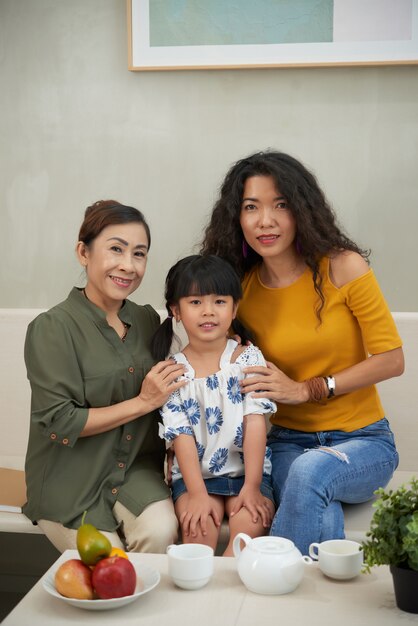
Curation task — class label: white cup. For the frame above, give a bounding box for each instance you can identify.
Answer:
[167,543,214,590]
[309,539,363,580]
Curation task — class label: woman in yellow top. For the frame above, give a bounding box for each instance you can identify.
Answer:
[201,150,404,554]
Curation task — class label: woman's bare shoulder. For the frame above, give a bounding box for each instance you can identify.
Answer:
[329,251,370,288]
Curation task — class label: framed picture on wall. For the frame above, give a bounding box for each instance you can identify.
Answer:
[128,0,418,71]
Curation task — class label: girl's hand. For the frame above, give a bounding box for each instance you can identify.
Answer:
[179,493,221,538]
[230,485,274,528]
[138,360,187,411]
[241,361,309,405]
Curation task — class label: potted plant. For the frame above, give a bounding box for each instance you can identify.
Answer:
[362,477,418,614]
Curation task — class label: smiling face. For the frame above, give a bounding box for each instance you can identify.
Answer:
[240,175,297,261]
[172,294,237,346]
[77,222,149,312]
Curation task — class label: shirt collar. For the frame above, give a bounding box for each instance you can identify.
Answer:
[69,287,133,326]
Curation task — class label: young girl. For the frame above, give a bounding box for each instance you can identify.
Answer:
[151,255,276,556]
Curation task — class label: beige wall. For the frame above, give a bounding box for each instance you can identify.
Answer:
[1,0,417,311]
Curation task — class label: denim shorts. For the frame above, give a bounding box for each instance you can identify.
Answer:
[171,474,275,504]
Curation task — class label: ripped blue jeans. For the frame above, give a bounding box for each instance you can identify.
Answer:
[267,418,399,555]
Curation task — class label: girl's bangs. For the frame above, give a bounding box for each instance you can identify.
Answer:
[176,265,241,300]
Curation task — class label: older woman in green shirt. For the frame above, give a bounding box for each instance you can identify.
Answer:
[23,200,186,553]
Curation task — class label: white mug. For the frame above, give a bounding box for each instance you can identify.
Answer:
[309,539,363,580]
[166,543,214,590]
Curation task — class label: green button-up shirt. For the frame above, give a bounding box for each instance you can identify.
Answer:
[23,288,170,531]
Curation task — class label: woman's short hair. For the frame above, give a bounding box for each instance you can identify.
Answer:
[78,200,151,249]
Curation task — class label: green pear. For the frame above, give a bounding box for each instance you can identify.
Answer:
[76,511,112,566]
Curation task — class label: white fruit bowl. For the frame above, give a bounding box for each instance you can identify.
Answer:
[42,551,160,611]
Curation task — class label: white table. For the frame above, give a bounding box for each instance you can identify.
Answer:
[3,551,418,625]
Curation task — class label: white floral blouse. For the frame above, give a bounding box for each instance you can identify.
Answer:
[159,339,276,483]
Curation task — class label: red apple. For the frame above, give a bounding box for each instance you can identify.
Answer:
[92,555,136,599]
[55,559,94,599]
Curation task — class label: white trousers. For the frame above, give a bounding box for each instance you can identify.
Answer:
[38,498,179,554]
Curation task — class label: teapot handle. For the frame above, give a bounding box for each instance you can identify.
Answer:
[232,532,252,559]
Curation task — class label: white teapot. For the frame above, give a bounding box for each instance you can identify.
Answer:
[233,533,312,595]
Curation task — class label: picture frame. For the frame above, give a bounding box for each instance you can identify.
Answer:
[128,0,418,71]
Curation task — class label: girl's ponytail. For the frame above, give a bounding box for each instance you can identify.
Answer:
[151,313,175,362]
[231,318,254,347]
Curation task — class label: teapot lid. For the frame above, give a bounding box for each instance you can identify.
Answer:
[247,536,296,555]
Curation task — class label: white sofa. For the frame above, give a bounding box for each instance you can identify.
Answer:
[0,309,417,543]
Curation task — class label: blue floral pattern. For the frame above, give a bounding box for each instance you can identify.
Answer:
[209,448,228,474]
[227,376,243,404]
[234,424,243,448]
[195,441,205,461]
[166,392,183,413]
[261,400,276,412]
[164,425,194,442]
[183,398,200,425]
[206,374,219,390]
[159,340,277,484]
[205,407,223,435]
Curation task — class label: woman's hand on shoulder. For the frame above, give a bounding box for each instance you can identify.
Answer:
[241,361,309,405]
[329,251,369,288]
[138,360,187,412]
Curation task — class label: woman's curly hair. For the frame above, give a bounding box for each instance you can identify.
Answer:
[200,150,369,319]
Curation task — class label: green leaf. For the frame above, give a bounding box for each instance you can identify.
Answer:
[362,477,418,571]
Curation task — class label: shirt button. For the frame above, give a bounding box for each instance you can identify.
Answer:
[126,434,132,441]
[128,366,134,373]
[62,438,69,445]
[111,488,118,495]
[118,462,125,469]
[50,433,57,440]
